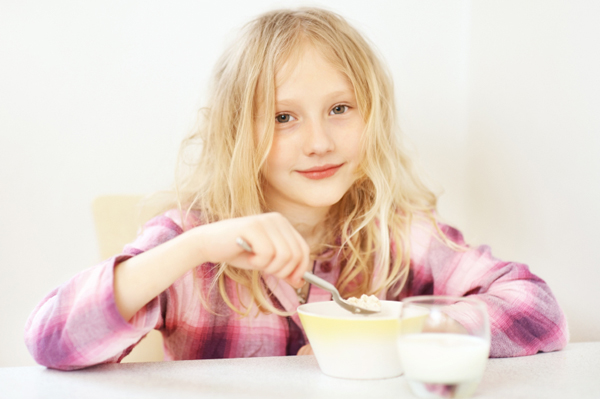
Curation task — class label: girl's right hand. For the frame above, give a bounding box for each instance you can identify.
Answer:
[195,212,311,289]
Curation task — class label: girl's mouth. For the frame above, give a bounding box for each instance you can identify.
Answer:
[296,163,344,180]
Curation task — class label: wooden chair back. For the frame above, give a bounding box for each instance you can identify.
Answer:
[92,195,164,363]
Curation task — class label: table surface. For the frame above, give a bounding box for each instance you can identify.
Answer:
[1,342,599,399]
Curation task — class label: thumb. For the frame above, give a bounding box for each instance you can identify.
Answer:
[297,344,313,356]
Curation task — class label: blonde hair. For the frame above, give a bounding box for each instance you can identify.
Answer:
[171,7,439,316]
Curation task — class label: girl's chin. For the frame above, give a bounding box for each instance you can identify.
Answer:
[264,182,351,210]
[297,192,347,209]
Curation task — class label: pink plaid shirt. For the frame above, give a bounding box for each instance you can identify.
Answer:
[24,210,568,370]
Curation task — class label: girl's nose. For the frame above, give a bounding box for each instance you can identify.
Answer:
[302,118,335,155]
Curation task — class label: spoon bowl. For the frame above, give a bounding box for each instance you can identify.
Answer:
[302,272,380,314]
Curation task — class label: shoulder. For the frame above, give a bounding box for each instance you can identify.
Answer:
[161,208,204,231]
[406,214,468,263]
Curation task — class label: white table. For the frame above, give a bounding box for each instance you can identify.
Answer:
[1,342,598,399]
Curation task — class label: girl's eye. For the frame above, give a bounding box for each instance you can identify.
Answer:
[330,105,349,115]
[275,106,348,123]
[275,114,295,123]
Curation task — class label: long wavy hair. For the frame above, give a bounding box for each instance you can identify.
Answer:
[168,7,439,316]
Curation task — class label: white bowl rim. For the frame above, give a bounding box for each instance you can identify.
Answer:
[297,300,402,320]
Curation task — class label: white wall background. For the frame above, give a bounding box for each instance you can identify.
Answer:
[1,0,598,367]
[464,0,600,344]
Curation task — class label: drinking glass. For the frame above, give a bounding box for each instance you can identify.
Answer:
[397,296,490,399]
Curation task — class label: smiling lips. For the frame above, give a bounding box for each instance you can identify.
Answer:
[296,163,344,180]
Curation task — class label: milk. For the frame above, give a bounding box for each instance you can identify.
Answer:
[398,333,490,383]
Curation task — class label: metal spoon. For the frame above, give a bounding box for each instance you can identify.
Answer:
[301,271,380,314]
[235,237,380,315]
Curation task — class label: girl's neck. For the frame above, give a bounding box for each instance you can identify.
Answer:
[288,213,328,251]
[264,200,330,252]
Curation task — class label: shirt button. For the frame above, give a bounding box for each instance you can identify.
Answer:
[320,262,332,273]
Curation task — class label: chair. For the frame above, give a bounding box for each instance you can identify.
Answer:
[92,195,165,363]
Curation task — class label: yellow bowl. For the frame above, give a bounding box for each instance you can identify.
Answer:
[298,300,403,379]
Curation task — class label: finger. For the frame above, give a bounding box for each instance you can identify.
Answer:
[286,227,311,286]
[260,217,295,277]
[297,344,313,356]
[306,345,313,355]
[241,222,276,270]
[274,228,309,289]
[269,219,305,283]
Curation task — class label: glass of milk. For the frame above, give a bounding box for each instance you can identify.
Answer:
[397,296,490,399]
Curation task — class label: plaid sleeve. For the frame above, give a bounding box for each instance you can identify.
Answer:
[409,222,569,358]
[24,214,183,370]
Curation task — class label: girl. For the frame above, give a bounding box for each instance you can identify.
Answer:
[25,7,568,370]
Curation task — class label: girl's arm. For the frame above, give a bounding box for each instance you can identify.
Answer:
[113,226,209,322]
[114,211,311,321]
[23,216,183,370]
[404,222,569,358]
[25,211,310,370]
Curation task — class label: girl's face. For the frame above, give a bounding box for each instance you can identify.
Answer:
[258,44,364,213]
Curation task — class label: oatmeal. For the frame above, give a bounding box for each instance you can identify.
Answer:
[346,294,382,311]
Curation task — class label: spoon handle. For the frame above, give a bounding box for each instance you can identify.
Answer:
[302,271,341,299]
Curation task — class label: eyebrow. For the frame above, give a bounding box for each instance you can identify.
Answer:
[276,90,353,105]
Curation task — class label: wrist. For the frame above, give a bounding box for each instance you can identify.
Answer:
[185,225,213,268]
